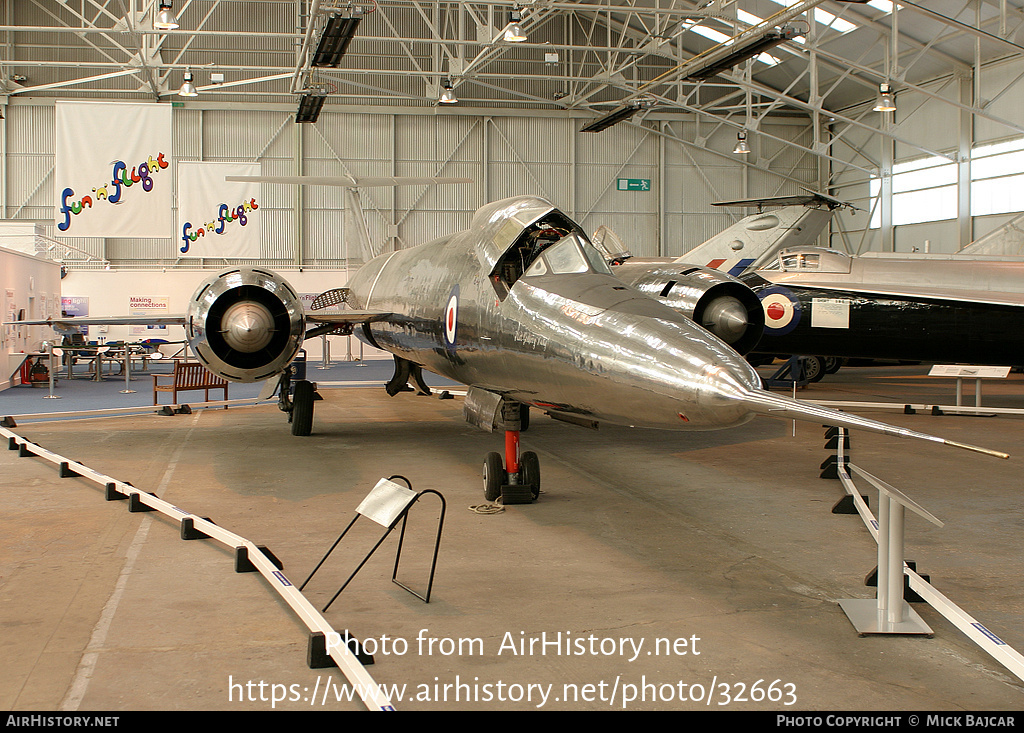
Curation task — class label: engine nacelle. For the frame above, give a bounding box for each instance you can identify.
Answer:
[613,263,765,355]
[186,268,305,382]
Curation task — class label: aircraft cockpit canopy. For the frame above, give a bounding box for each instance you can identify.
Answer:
[764,247,853,274]
[489,213,610,300]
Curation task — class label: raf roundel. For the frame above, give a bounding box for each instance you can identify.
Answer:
[443,286,459,347]
[758,287,801,335]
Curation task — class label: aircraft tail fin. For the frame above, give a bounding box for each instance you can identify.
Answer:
[742,388,1008,459]
[677,200,837,274]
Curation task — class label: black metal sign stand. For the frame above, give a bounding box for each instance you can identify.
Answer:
[299,475,446,612]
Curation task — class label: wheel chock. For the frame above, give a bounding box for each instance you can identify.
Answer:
[500,483,534,505]
[1,416,16,428]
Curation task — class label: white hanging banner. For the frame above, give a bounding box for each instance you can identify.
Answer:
[54,101,173,238]
[176,161,262,258]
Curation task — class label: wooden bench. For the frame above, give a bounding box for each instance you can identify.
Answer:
[153,361,229,408]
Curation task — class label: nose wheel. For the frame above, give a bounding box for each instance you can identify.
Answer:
[482,406,540,503]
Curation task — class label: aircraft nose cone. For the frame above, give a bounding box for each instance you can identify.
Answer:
[700,295,749,346]
[220,301,275,353]
[590,300,763,429]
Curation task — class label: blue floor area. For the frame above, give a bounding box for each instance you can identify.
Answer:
[1,356,460,419]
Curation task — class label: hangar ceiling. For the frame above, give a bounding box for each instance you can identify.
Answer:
[3,1,1024,166]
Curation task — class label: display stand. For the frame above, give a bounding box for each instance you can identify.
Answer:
[928,364,1010,415]
[829,429,944,636]
[300,475,445,612]
[762,355,809,390]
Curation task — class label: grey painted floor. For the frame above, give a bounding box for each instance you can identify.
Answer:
[2,363,1023,711]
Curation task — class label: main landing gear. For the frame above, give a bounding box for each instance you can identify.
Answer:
[483,400,539,505]
[277,364,321,436]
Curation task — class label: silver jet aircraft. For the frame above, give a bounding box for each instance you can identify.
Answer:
[14,195,1007,504]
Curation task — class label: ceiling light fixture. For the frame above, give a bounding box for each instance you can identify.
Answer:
[504,9,527,42]
[154,1,179,31]
[580,96,656,133]
[873,82,896,112]
[296,90,328,123]
[733,130,750,155]
[177,69,198,97]
[684,26,799,81]
[438,78,458,104]
[580,104,641,133]
[312,13,361,67]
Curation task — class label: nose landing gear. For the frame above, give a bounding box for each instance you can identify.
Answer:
[482,400,539,504]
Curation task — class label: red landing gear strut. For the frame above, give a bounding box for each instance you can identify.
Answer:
[483,400,539,504]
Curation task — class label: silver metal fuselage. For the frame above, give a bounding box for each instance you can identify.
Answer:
[345,198,762,432]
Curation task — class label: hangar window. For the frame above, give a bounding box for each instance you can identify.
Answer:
[869,137,1024,228]
[869,156,957,229]
[970,138,1024,217]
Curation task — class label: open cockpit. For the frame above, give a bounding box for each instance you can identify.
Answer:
[488,211,611,300]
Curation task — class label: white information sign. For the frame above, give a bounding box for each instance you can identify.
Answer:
[811,298,850,329]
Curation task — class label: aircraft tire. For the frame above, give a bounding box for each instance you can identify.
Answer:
[824,356,845,374]
[520,450,540,499]
[290,380,315,436]
[483,452,505,501]
[802,356,826,383]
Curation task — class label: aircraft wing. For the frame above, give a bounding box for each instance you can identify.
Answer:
[5,311,393,332]
[306,311,392,324]
[3,315,188,334]
[758,275,1024,309]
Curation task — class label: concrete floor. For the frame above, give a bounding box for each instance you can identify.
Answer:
[2,363,1023,711]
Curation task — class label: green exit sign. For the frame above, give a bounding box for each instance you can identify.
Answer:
[617,178,651,191]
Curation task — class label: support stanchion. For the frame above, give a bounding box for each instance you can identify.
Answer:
[44,345,62,400]
[319,334,332,369]
[838,472,938,635]
[120,344,136,394]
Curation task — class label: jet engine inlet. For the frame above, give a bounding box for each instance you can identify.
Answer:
[615,264,765,354]
[693,285,764,355]
[186,268,305,382]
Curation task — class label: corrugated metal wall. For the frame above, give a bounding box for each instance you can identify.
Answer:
[3,101,818,266]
